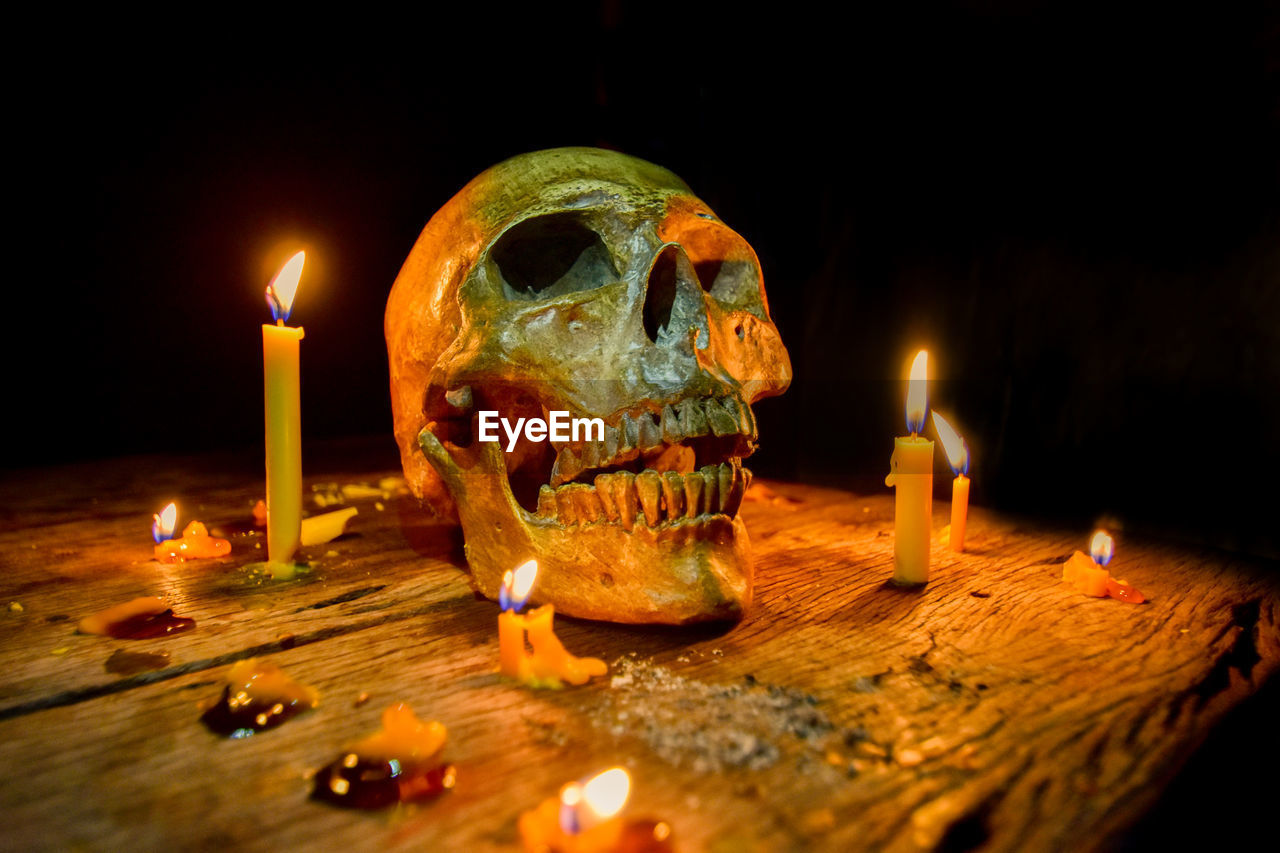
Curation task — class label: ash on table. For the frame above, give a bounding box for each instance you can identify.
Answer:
[593,655,861,774]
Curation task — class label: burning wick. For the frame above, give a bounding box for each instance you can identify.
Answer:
[1090,530,1114,567]
[559,768,630,835]
[905,349,928,437]
[152,502,178,543]
[932,411,970,552]
[500,559,538,613]
[497,559,606,687]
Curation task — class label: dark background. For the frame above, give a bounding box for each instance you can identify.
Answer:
[8,3,1278,561]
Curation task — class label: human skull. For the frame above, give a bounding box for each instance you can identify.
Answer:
[386,148,790,624]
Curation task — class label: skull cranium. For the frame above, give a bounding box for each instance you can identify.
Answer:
[386,148,791,624]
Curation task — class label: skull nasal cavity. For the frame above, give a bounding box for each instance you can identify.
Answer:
[643,246,683,344]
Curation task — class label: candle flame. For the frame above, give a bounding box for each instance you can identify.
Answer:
[499,558,538,612]
[560,767,630,834]
[152,502,178,543]
[931,411,969,475]
[581,767,630,821]
[1090,530,1115,567]
[266,250,306,323]
[905,350,928,434]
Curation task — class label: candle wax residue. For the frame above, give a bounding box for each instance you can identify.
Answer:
[105,649,171,675]
[613,820,676,853]
[1104,578,1146,604]
[519,796,674,853]
[313,758,456,810]
[312,703,455,809]
[201,658,319,738]
[154,521,232,563]
[78,597,196,639]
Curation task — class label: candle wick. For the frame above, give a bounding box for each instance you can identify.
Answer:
[276,319,284,327]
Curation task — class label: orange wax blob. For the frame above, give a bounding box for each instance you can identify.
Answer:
[200,658,319,737]
[502,605,607,688]
[312,703,455,810]
[525,606,608,686]
[154,520,231,563]
[78,597,196,639]
[1105,578,1146,604]
[1061,551,1145,604]
[252,499,268,528]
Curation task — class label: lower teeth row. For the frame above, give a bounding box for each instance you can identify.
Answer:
[534,462,750,528]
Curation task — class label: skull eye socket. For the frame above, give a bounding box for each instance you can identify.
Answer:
[491,213,619,301]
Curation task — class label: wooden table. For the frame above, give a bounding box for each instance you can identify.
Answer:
[2,441,1277,852]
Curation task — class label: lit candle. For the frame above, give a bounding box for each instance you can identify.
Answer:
[152,503,230,563]
[931,411,970,552]
[1091,530,1115,565]
[498,560,606,688]
[1062,530,1145,603]
[263,251,306,566]
[499,559,538,680]
[1062,530,1115,596]
[885,350,933,584]
[519,768,673,853]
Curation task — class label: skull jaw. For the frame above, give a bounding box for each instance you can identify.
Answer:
[419,430,753,625]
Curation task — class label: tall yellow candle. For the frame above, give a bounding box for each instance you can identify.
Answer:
[932,411,970,552]
[263,251,306,565]
[885,350,933,584]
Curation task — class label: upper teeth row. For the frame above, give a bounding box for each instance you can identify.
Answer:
[535,462,751,528]
[550,396,755,486]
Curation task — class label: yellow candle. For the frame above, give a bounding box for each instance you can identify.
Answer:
[263,251,306,565]
[932,411,970,553]
[885,350,933,584]
[949,475,969,550]
[498,560,606,687]
[499,560,538,679]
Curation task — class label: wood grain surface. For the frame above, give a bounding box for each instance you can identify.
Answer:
[1,442,1276,852]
